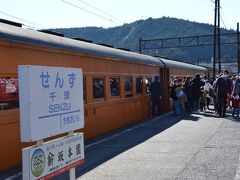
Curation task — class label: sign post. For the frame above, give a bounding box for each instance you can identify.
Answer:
[69,131,75,180]
[18,65,85,179]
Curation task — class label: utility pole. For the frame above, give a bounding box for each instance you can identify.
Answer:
[139,37,142,54]
[213,0,217,79]
[237,23,240,74]
[213,0,221,79]
[217,0,221,73]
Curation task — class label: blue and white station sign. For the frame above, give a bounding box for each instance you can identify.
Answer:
[19,65,84,142]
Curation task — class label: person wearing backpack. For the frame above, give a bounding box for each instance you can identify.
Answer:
[214,70,232,117]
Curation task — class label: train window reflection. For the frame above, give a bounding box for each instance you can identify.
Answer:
[136,77,143,94]
[110,77,120,97]
[125,76,132,97]
[93,78,105,99]
[145,77,152,95]
[0,77,19,111]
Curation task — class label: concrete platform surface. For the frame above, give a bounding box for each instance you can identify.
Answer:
[2,109,240,180]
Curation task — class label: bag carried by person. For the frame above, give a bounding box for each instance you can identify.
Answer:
[177,90,184,98]
[209,88,215,98]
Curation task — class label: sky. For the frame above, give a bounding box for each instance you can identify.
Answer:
[0,0,240,30]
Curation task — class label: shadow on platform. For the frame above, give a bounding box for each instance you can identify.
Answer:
[189,108,240,123]
[53,113,184,179]
[54,110,240,180]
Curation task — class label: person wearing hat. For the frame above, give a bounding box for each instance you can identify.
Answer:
[150,76,163,116]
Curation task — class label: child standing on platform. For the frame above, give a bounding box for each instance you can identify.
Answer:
[232,93,240,118]
[200,89,206,112]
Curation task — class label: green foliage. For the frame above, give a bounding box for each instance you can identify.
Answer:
[50,17,236,64]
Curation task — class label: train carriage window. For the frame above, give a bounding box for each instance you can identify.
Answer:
[93,77,105,99]
[110,77,120,97]
[124,76,132,97]
[0,77,19,111]
[136,76,143,94]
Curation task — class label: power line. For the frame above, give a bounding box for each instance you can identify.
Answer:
[76,0,124,24]
[201,0,214,8]
[217,4,240,74]
[220,14,240,49]
[0,10,48,29]
[220,15,227,29]
[61,0,122,26]
[213,3,237,45]
[219,7,240,49]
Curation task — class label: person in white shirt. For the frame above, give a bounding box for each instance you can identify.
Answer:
[204,80,213,110]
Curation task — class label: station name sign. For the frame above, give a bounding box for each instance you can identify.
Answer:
[19,65,84,142]
[22,133,85,179]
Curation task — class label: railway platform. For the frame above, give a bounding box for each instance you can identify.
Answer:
[1,108,240,180]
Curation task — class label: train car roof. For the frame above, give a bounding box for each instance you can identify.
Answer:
[158,57,207,72]
[0,22,164,67]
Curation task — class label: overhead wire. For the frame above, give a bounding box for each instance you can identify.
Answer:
[76,0,124,24]
[201,0,214,7]
[200,0,238,45]
[210,1,240,65]
[61,0,122,26]
[210,0,240,61]
[0,10,49,30]
[220,13,240,49]
[193,0,238,64]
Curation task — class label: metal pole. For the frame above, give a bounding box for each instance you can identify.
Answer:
[69,131,75,180]
[70,168,76,180]
[237,22,240,74]
[217,0,221,73]
[213,0,217,79]
[139,37,142,54]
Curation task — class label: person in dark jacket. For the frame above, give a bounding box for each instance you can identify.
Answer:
[232,77,240,96]
[190,73,205,111]
[150,76,163,116]
[213,75,220,114]
[183,76,191,112]
[214,70,232,117]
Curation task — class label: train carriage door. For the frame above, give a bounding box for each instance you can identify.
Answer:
[159,68,165,113]
[164,68,170,111]
[159,67,170,113]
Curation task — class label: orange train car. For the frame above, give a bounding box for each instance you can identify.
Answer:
[0,20,207,172]
[0,21,169,171]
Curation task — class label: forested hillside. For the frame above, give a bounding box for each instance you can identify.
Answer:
[50,17,236,64]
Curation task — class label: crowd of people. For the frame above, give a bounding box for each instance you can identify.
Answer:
[170,70,239,118]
